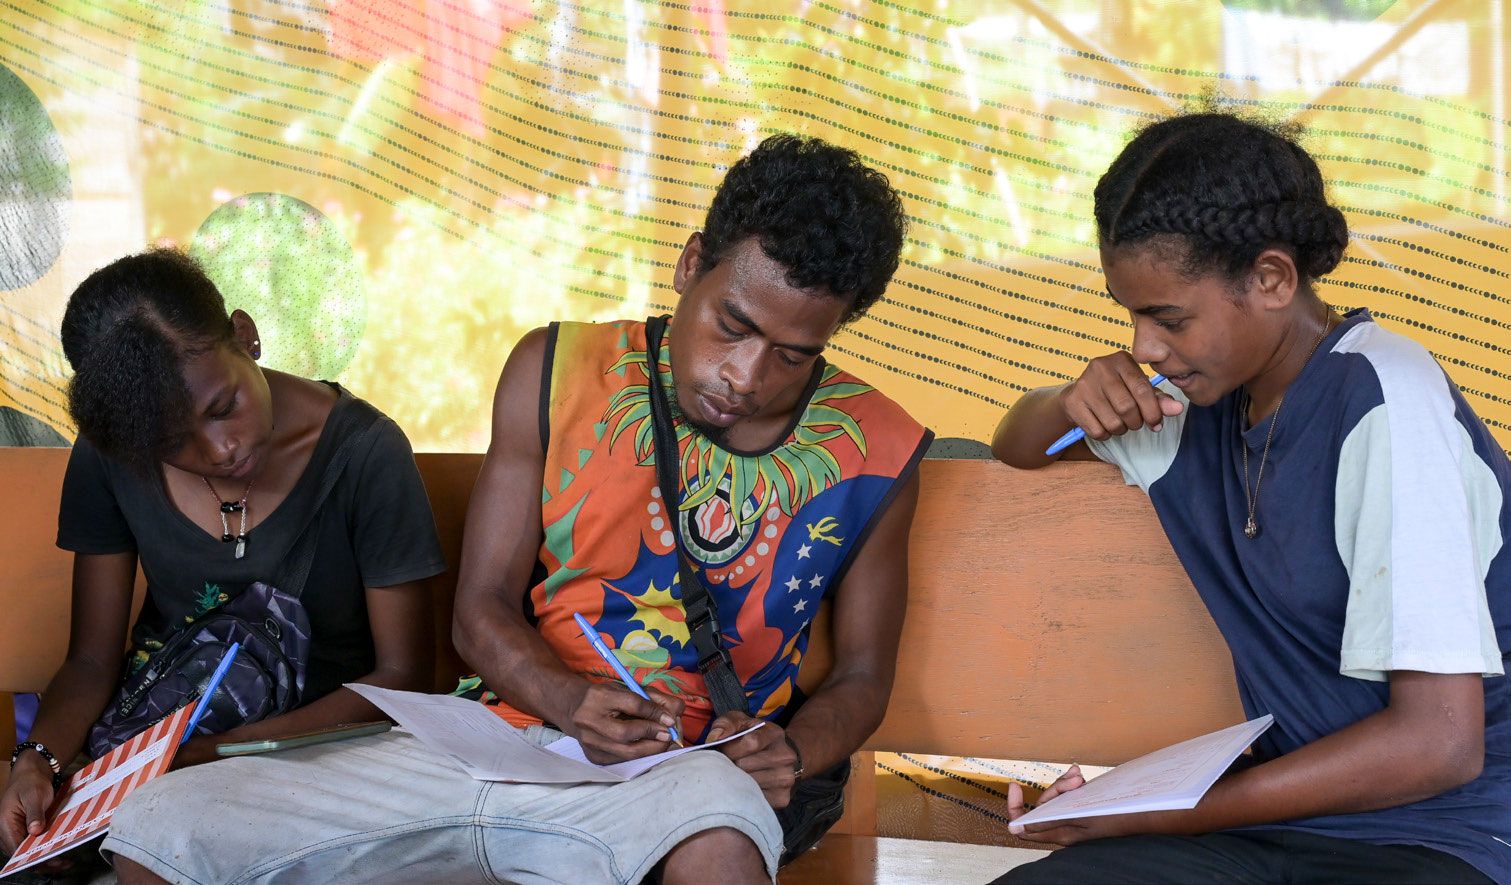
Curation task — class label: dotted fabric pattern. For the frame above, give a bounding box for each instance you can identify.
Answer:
[0,3,1506,454]
[875,752,1109,845]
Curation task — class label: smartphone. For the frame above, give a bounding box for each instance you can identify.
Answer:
[215,720,392,756]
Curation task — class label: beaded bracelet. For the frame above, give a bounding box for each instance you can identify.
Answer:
[10,740,64,788]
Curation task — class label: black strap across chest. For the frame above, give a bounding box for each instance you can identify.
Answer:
[643,316,750,717]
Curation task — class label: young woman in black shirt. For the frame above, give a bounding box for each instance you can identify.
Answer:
[0,249,446,870]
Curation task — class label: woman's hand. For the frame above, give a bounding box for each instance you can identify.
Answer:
[1,754,56,854]
[1060,352,1182,441]
[1005,764,1133,846]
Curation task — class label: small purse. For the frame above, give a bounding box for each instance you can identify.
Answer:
[85,414,378,758]
[85,579,312,759]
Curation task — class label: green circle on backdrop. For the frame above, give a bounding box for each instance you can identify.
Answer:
[0,63,70,291]
[190,194,366,379]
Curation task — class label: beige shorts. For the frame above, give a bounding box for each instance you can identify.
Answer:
[101,728,781,884]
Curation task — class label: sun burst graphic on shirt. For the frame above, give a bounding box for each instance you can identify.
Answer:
[607,576,690,648]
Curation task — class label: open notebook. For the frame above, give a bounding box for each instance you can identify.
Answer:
[1013,714,1274,826]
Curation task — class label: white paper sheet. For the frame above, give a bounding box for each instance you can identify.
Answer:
[540,725,763,780]
[1012,714,1274,826]
[349,684,763,784]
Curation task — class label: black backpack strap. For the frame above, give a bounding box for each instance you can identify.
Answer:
[275,408,384,598]
[644,316,749,717]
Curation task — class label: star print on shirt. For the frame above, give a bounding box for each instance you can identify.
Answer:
[797,543,812,560]
[794,599,808,614]
[809,574,823,589]
[785,576,801,592]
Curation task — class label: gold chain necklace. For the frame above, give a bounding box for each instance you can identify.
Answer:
[1240,316,1334,540]
[202,475,255,559]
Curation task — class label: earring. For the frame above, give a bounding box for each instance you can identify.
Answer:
[252,339,261,360]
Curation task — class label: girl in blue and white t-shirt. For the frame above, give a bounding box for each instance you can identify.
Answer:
[993,111,1509,884]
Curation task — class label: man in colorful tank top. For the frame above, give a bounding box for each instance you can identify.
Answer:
[104,135,929,885]
[445,134,930,882]
[460,314,929,744]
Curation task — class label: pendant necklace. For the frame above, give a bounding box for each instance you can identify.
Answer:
[1240,315,1334,540]
[202,475,255,559]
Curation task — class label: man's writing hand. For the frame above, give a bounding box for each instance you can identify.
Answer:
[567,682,684,764]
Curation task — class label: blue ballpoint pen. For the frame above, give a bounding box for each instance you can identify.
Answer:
[1044,374,1167,456]
[572,612,682,744]
[180,641,241,744]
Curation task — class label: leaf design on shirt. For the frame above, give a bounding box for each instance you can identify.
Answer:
[603,347,874,523]
[193,582,229,618]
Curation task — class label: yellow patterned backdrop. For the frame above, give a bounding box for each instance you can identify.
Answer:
[1,0,1508,455]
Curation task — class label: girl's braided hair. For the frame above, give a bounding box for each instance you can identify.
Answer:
[1094,112,1349,284]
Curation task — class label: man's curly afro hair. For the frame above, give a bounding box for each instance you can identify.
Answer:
[697,134,907,323]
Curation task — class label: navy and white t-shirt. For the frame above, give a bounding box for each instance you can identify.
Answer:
[1088,309,1510,882]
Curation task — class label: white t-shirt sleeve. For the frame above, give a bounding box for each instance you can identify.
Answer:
[1334,343,1504,681]
[1084,382,1189,493]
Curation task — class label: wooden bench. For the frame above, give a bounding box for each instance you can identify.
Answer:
[0,448,1243,881]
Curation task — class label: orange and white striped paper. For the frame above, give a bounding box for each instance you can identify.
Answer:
[1,705,194,878]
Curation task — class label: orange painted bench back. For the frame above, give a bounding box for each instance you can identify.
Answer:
[0,448,1243,833]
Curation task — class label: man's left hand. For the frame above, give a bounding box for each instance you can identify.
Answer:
[708,711,798,809]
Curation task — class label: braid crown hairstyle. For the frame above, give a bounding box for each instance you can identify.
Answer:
[1093,112,1349,285]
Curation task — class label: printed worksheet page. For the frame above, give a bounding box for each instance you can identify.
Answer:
[349,684,762,784]
[541,723,764,779]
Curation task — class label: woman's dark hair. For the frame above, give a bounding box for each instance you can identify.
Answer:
[60,249,235,468]
[699,133,907,323]
[1093,111,1349,285]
